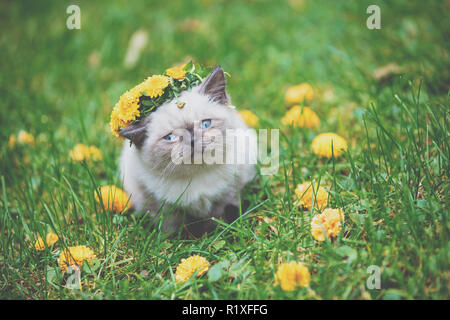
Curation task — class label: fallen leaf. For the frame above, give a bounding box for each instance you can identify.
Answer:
[124,30,149,69]
[373,63,402,81]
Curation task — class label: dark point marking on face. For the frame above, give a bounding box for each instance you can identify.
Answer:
[119,118,148,149]
[199,65,230,105]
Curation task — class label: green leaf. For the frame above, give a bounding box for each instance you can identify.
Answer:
[184,61,194,72]
[207,260,230,282]
[208,264,223,282]
[336,245,357,263]
[141,99,153,107]
[213,240,226,251]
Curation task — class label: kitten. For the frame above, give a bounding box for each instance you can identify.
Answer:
[119,66,256,235]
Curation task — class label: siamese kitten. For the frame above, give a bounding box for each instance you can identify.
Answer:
[119,66,256,235]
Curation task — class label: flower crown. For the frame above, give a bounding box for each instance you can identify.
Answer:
[110,62,210,138]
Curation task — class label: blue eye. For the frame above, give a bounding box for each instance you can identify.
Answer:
[201,119,211,129]
[163,133,177,141]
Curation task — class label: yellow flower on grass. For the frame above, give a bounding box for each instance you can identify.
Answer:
[88,146,103,161]
[69,144,103,162]
[238,110,259,127]
[275,261,311,291]
[69,144,87,161]
[311,208,345,242]
[285,83,314,106]
[8,135,16,149]
[58,245,96,272]
[95,185,131,212]
[141,75,170,98]
[34,237,46,250]
[34,232,59,250]
[10,130,35,148]
[46,232,59,246]
[175,255,210,283]
[166,64,187,80]
[312,133,348,158]
[281,106,320,128]
[17,130,35,146]
[295,181,328,210]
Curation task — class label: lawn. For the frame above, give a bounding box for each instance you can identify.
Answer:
[0,0,448,299]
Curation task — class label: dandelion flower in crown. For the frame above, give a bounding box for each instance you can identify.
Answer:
[58,245,96,272]
[166,63,187,80]
[281,105,320,128]
[311,133,348,158]
[175,255,210,283]
[117,87,142,122]
[311,208,344,242]
[94,185,130,212]
[275,261,311,291]
[110,107,130,138]
[295,181,329,210]
[110,62,208,139]
[285,83,314,106]
[141,75,169,98]
[238,110,259,127]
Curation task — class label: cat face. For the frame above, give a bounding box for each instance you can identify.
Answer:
[120,66,246,176]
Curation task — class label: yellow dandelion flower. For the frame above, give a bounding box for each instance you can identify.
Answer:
[281,105,320,128]
[295,181,328,210]
[34,237,45,250]
[141,75,169,98]
[275,261,311,291]
[166,64,187,80]
[175,255,210,283]
[17,130,35,146]
[117,102,140,123]
[89,146,103,161]
[46,232,59,246]
[285,83,314,106]
[95,185,131,212]
[69,144,103,162]
[110,107,129,137]
[108,84,143,135]
[238,110,259,127]
[58,245,96,272]
[311,208,344,242]
[116,92,141,122]
[8,135,16,149]
[33,232,59,250]
[69,144,90,162]
[311,133,348,158]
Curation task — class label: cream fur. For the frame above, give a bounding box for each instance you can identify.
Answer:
[120,87,255,232]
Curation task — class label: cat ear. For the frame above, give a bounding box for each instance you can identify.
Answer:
[199,65,230,105]
[119,121,148,148]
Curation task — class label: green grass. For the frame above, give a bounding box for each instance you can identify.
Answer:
[1,0,449,299]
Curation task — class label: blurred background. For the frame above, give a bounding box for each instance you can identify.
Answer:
[1,0,448,148]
